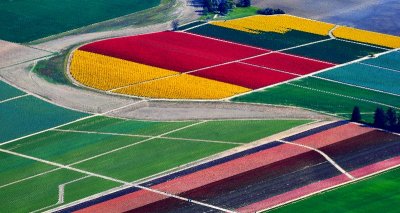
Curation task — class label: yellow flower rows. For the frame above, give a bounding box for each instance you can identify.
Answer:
[70,50,178,90]
[333,26,400,48]
[211,15,334,36]
[113,74,251,99]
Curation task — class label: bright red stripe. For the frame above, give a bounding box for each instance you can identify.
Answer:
[245,53,335,75]
[79,31,268,72]
[191,62,297,89]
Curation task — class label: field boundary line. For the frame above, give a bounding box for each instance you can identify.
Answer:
[64,121,208,167]
[0,100,147,147]
[47,120,330,213]
[278,140,355,180]
[257,157,400,213]
[0,65,97,115]
[229,45,400,102]
[358,62,400,73]
[179,23,209,32]
[51,129,242,145]
[179,31,269,51]
[286,82,400,109]
[276,51,335,65]
[238,61,301,76]
[30,175,92,213]
[0,94,30,104]
[328,25,339,39]
[0,148,235,213]
[57,176,92,205]
[107,38,333,93]
[0,168,61,189]
[0,54,55,70]
[311,76,400,97]
[334,37,390,50]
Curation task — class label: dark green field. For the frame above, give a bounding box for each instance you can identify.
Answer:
[0,96,88,143]
[232,77,398,122]
[187,24,329,50]
[0,0,160,43]
[0,81,25,101]
[268,167,400,213]
[284,39,385,63]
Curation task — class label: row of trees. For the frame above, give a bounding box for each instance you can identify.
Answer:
[202,0,251,15]
[351,106,400,132]
[257,8,285,15]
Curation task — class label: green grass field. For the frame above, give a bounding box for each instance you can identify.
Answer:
[284,39,385,63]
[0,0,160,43]
[0,81,25,101]
[0,152,55,186]
[0,95,88,143]
[74,138,237,181]
[0,116,310,212]
[363,51,400,71]
[187,24,328,50]
[232,77,396,123]
[166,120,311,143]
[267,167,400,213]
[317,63,400,95]
[0,168,120,213]
[2,131,146,165]
[293,77,400,108]
[60,116,196,136]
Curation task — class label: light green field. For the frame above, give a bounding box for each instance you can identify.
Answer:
[74,138,237,181]
[2,131,146,165]
[0,168,119,213]
[0,116,311,212]
[166,120,311,143]
[268,167,400,213]
[232,77,396,123]
[0,152,55,186]
[60,116,195,136]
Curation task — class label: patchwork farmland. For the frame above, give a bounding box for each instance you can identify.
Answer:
[1,9,400,213]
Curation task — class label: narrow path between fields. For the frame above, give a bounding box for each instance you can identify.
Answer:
[278,140,355,180]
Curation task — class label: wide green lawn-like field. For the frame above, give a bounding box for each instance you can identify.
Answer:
[166,120,310,143]
[0,0,160,43]
[232,77,397,122]
[0,116,311,212]
[267,167,400,213]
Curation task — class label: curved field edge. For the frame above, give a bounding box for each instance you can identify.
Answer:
[27,0,179,45]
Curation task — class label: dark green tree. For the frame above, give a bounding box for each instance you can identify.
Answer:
[237,0,251,7]
[273,9,285,14]
[374,107,386,129]
[218,2,229,14]
[171,19,179,31]
[386,108,398,129]
[350,106,361,122]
